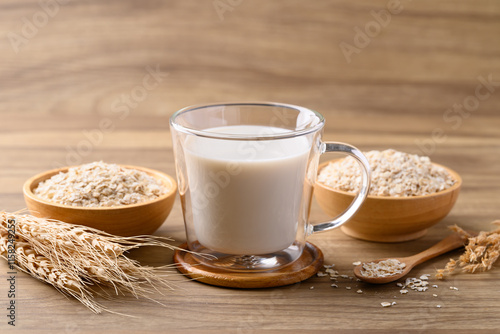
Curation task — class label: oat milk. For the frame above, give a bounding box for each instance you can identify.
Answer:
[184,125,311,255]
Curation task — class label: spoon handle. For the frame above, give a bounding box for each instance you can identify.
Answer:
[407,232,467,267]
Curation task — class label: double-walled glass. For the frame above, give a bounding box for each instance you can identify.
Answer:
[170,102,370,271]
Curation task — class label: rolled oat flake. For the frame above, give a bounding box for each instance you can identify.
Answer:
[34,161,168,207]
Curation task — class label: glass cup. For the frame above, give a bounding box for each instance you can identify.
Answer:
[170,102,370,271]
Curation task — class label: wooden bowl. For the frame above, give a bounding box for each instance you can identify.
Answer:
[314,161,462,242]
[23,165,177,237]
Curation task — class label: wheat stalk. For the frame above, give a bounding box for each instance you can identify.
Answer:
[436,221,500,279]
[0,211,181,314]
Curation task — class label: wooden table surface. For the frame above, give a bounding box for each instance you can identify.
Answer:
[1,0,500,332]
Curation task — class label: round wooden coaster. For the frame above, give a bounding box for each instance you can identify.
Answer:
[173,242,324,289]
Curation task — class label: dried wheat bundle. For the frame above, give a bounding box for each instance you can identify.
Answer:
[0,211,181,314]
[436,221,500,279]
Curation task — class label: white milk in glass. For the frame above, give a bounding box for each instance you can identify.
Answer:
[184,125,311,255]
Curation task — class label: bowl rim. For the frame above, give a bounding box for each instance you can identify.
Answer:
[315,160,462,200]
[23,164,178,211]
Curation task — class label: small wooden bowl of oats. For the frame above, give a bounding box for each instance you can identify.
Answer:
[23,162,177,237]
[314,150,462,242]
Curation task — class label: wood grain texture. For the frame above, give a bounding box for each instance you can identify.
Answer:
[1,0,500,332]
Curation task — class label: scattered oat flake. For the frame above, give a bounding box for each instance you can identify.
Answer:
[392,301,397,306]
[400,289,408,294]
[331,284,338,288]
[420,274,430,280]
[309,286,314,290]
[353,261,361,266]
[381,302,392,307]
[432,285,438,288]
[437,305,442,308]
[450,286,459,291]
[317,272,328,277]
[433,294,438,297]
[346,287,351,290]
[396,283,403,287]
[403,277,434,292]
[340,274,349,279]
[356,289,363,294]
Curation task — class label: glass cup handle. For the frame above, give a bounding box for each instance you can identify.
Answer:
[308,142,371,235]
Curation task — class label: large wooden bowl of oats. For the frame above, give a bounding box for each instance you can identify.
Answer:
[314,150,462,242]
[23,162,177,237]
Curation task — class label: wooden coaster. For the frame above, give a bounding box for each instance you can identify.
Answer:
[173,242,324,289]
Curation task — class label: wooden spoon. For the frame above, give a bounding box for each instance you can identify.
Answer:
[353,232,470,284]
